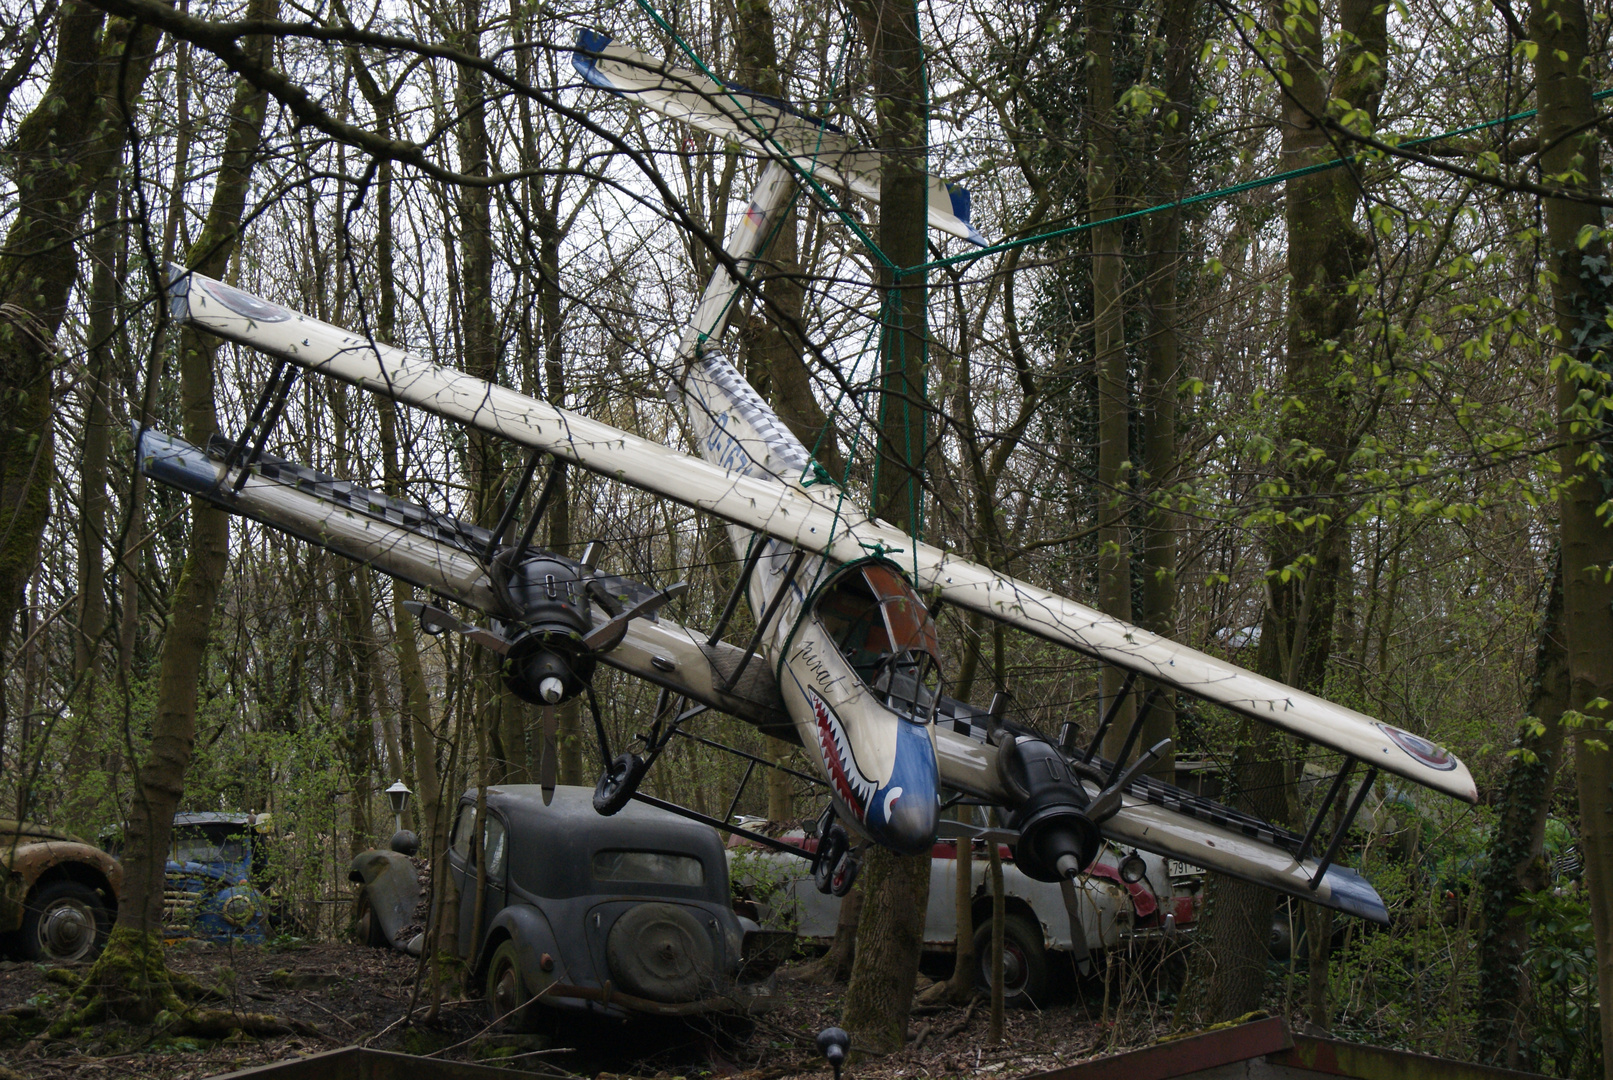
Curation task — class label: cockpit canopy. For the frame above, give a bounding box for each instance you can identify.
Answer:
[813,561,943,722]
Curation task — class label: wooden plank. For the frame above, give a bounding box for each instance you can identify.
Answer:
[1019,1016,1293,1080]
[1273,1036,1551,1080]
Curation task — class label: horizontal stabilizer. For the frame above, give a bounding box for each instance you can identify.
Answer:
[572,31,987,247]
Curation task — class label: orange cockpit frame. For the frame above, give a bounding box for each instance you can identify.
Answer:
[813,561,943,720]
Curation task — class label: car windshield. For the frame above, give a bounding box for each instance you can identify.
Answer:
[591,849,705,886]
[173,833,249,867]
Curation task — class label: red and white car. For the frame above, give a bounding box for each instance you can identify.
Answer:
[728,830,1202,1007]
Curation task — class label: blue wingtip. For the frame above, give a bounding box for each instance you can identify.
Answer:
[947,183,989,247]
[572,29,617,91]
[1321,864,1390,925]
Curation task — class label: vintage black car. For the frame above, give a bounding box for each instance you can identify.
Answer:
[448,785,776,1029]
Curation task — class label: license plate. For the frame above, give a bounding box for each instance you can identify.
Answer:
[1167,859,1203,878]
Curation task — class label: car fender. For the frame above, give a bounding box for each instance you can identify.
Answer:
[349,849,420,950]
[0,839,122,934]
[481,903,563,992]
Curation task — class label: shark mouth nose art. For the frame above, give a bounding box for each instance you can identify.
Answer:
[810,690,877,821]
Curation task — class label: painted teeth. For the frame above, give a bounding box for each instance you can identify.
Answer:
[811,692,877,817]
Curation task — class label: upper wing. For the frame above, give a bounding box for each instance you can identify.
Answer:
[571,31,987,247]
[167,267,1477,805]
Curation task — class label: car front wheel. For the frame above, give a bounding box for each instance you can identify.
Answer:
[973,913,1050,1008]
[486,940,545,1032]
[18,880,110,963]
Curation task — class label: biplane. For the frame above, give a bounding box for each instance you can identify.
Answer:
[136,32,1476,933]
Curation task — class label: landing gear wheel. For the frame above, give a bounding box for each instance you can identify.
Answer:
[813,824,850,895]
[594,752,647,815]
[830,848,860,897]
[18,880,109,963]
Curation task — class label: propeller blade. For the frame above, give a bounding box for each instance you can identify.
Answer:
[540,706,559,804]
[1085,738,1174,824]
[403,601,512,654]
[1057,876,1095,977]
[582,581,691,651]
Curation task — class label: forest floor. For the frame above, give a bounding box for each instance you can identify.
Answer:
[0,940,1174,1080]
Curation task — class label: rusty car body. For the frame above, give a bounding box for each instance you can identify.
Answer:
[0,819,122,962]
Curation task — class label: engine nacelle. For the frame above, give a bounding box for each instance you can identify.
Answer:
[996,736,1101,883]
[498,554,595,704]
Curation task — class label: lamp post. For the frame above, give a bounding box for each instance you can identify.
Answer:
[386,780,412,835]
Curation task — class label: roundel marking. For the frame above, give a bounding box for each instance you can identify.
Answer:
[1376,723,1457,771]
[198,276,293,323]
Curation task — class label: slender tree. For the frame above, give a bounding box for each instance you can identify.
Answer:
[1526,0,1613,1070]
[1192,0,1387,1022]
[101,0,278,1016]
[0,2,160,695]
[840,0,934,1053]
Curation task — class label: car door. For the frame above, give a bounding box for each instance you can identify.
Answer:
[453,807,510,959]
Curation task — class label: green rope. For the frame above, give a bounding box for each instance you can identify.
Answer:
[915,86,1613,276]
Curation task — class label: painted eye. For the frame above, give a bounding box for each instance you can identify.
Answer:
[1377,723,1456,771]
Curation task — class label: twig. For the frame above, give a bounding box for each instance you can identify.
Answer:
[302,994,358,1030]
[422,984,554,1058]
[361,998,479,1048]
[914,997,980,1050]
[941,998,982,1039]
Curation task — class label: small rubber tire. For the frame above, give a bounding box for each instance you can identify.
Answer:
[486,940,544,1032]
[18,880,109,963]
[973,913,1050,1008]
[594,752,647,816]
[813,825,849,895]
[829,848,860,897]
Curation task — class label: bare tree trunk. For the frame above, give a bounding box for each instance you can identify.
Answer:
[1190,0,1384,1023]
[988,838,1004,1042]
[349,53,445,848]
[839,0,932,1051]
[843,847,931,1052]
[75,177,117,685]
[536,191,584,786]
[0,2,159,689]
[61,175,121,829]
[105,0,275,1016]
[1526,0,1613,1071]
[1477,554,1569,1066]
[925,835,976,1004]
[792,878,864,985]
[1136,0,1200,780]
[1088,0,1135,762]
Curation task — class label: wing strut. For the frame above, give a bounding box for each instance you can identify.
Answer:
[216,360,295,494]
[1077,670,1138,762]
[1100,686,1164,787]
[1307,765,1377,890]
[484,448,544,561]
[630,792,814,860]
[670,726,826,788]
[1296,758,1357,863]
[708,536,768,647]
[720,549,806,692]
